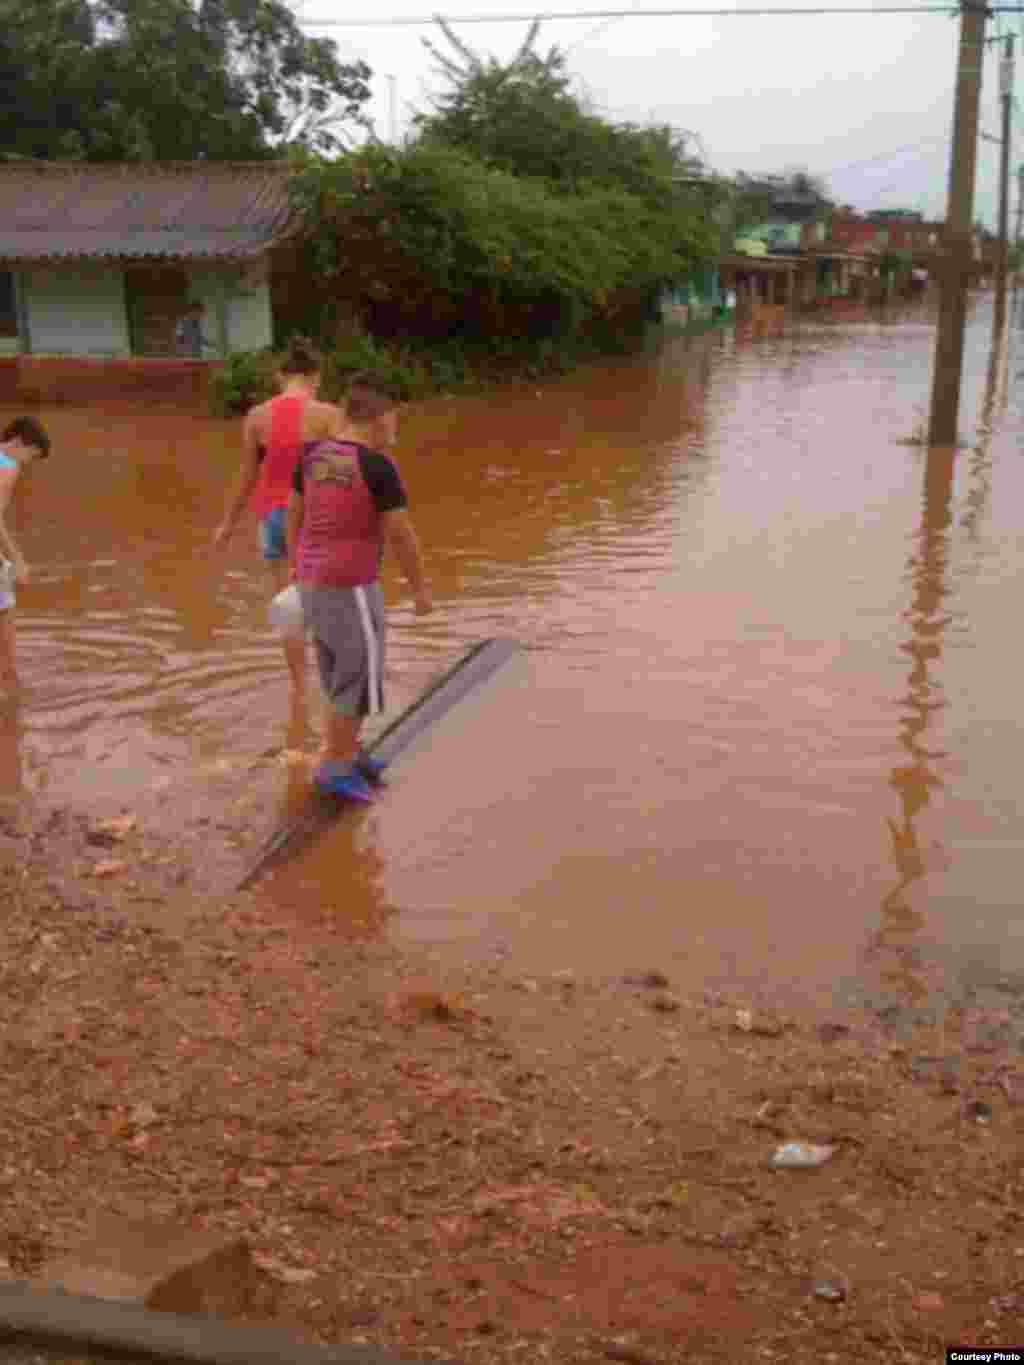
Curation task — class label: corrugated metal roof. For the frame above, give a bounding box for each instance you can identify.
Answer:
[0,161,301,263]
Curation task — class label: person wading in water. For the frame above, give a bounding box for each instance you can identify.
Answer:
[0,416,52,694]
[287,371,432,802]
[213,337,340,728]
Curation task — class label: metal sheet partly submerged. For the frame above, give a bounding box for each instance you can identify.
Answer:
[0,1279,453,1365]
[235,638,521,892]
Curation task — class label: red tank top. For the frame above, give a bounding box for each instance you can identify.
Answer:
[252,393,305,517]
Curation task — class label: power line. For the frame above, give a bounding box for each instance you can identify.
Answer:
[564,14,623,50]
[302,7,1024,29]
[823,134,950,176]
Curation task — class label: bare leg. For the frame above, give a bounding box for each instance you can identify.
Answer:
[267,561,307,707]
[0,610,18,694]
[320,708,362,766]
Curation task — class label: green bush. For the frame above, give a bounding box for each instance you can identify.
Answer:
[209,335,480,416]
[288,142,716,345]
[209,307,678,416]
[208,349,278,416]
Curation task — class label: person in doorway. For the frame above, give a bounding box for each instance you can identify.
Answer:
[0,416,51,692]
[175,301,208,358]
[287,371,432,803]
[213,336,341,722]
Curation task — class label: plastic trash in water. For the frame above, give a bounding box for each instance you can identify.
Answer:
[770,1141,836,1169]
[812,1281,847,1303]
[268,584,304,638]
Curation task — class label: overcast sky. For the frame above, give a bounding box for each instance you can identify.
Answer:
[296,0,1021,229]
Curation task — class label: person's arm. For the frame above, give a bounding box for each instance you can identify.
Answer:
[213,409,264,548]
[286,489,304,582]
[382,508,432,615]
[0,469,27,581]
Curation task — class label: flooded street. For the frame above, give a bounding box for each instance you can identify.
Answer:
[5,296,1024,1014]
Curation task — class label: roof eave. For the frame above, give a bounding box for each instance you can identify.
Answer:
[0,227,304,267]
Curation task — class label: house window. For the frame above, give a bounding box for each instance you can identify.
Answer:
[0,271,18,338]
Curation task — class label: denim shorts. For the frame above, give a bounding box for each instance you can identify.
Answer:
[257,505,288,561]
[0,560,14,612]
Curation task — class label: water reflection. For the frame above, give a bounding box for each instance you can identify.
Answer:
[962,320,1007,542]
[872,324,1010,1002]
[872,442,954,1000]
[259,806,394,942]
[0,696,22,810]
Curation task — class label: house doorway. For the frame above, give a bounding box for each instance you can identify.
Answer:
[125,266,189,357]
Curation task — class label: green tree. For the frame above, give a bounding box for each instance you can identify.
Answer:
[290,140,717,352]
[0,0,371,161]
[283,20,717,380]
[415,18,704,205]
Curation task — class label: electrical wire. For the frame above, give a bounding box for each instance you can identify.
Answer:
[301,7,1024,30]
[821,135,951,176]
[564,14,623,49]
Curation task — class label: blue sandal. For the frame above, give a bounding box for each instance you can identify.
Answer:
[354,752,388,786]
[313,762,375,803]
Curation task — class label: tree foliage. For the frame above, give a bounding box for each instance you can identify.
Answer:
[415,18,705,205]
[289,139,717,350]
[0,0,371,161]
[287,22,717,365]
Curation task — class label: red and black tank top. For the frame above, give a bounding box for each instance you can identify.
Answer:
[292,440,407,587]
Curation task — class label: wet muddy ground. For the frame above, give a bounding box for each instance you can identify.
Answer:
[2,795,1023,1365]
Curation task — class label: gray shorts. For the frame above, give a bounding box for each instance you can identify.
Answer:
[299,582,385,717]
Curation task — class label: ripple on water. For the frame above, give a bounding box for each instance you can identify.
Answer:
[8,301,1024,1006]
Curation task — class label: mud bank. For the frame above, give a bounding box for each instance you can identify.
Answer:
[1,785,1023,1365]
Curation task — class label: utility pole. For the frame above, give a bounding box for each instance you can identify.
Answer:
[927,0,988,447]
[1013,164,1024,317]
[992,33,1015,343]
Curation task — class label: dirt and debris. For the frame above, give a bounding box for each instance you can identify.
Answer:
[2,797,1024,1365]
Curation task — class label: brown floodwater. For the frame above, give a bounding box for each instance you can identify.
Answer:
[4,296,1024,1013]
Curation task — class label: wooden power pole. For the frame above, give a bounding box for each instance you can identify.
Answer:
[1013,164,1024,317]
[992,34,1015,343]
[927,0,988,447]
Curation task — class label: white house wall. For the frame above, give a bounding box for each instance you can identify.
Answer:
[13,259,273,359]
[187,265,273,355]
[23,265,130,356]
[225,278,273,353]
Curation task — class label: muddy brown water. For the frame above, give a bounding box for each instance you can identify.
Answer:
[4,295,1024,1016]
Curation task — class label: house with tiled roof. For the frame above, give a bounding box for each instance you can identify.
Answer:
[0,160,303,397]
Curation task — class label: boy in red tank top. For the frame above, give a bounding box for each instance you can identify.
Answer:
[213,338,340,727]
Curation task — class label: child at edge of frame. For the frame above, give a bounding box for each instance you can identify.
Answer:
[0,416,52,693]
